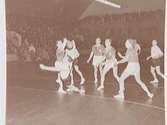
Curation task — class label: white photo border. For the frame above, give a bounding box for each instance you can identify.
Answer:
[0,0,166,125]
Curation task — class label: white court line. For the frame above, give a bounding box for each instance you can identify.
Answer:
[86,80,164,89]
[8,85,164,111]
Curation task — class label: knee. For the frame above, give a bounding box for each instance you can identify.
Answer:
[151,67,155,73]
[155,67,161,73]
[94,66,97,70]
[74,65,79,69]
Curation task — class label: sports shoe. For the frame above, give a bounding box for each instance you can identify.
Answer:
[58,89,67,94]
[80,78,85,85]
[148,93,154,98]
[150,79,159,84]
[114,94,125,100]
[97,85,104,91]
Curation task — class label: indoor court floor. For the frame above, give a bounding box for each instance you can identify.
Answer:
[6,60,165,125]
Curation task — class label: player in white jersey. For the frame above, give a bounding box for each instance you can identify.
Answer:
[39,38,71,94]
[97,39,119,91]
[146,40,164,84]
[65,40,85,93]
[114,39,153,100]
[87,38,105,85]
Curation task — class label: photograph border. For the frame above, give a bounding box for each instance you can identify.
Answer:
[0,0,166,125]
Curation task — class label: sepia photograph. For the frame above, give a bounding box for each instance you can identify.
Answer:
[5,0,166,125]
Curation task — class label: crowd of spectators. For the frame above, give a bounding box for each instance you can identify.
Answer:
[6,10,164,62]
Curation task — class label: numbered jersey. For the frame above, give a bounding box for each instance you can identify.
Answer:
[104,47,116,60]
[92,45,105,56]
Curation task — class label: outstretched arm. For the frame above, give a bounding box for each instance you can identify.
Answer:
[118,52,125,59]
[40,64,58,72]
[117,52,128,64]
[117,56,128,64]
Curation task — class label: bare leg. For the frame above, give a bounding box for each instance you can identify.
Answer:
[70,68,74,86]
[97,64,111,91]
[57,73,66,94]
[134,72,153,98]
[94,66,98,84]
[150,66,158,83]
[156,66,164,79]
[114,69,130,100]
[99,64,103,77]
[113,66,119,82]
[74,65,85,85]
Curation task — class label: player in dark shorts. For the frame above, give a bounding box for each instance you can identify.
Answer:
[147,40,164,84]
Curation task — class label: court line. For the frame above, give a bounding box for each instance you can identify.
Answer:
[8,85,164,111]
[86,80,164,89]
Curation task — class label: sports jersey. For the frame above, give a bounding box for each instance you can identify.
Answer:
[92,45,105,56]
[126,48,139,62]
[56,49,65,61]
[66,48,80,60]
[104,46,116,60]
[151,45,163,59]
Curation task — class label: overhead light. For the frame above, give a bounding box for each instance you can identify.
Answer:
[95,0,121,8]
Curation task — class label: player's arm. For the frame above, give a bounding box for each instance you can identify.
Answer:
[62,38,67,49]
[87,51,94,63]
[40,64,58,72]
[158,47,164,57]
[146,56,152,60]
[72,40,76,49]
[146,48,152,60]
[136,44,141,54]
[118,52,125,59]
[117,56,128,64]
[117,52,128,64]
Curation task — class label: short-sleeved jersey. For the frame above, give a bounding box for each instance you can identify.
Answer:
[56,49,65,61]
[104,46,116,60]
[66,48,80,60]
[151,45,163,59]
[126,48,139,62]
[92,45,105,56]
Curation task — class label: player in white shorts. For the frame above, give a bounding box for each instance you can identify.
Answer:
[87,38,105,85]
[114,39,154,100]
[146,40,164,84]
[40,38,71,94]
[97,39,119,91]
[66,40,85,93]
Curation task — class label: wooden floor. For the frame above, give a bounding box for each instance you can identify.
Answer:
[6,61,165,125]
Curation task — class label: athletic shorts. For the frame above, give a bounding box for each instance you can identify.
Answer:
[54,61,71,80]
[104,59,117,69]
[92,56,105,66]
[73,58,79,66]
[151,58,161,67]
[125,63,140,75]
